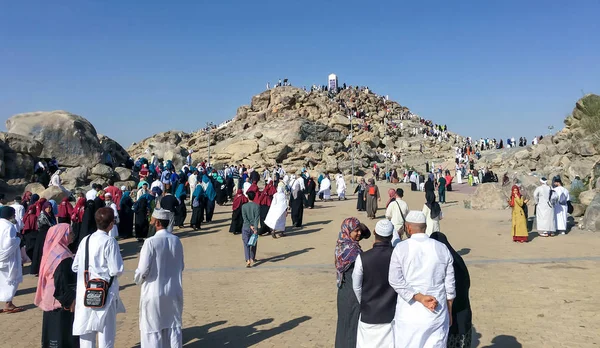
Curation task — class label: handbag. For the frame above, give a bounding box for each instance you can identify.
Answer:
[567,201,574,214]
[83,236,114,308]
[247,233,258,246]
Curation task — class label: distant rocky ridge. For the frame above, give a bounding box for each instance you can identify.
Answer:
[127,87,461,178]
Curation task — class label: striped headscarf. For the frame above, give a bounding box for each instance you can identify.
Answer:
[334,217,362,288]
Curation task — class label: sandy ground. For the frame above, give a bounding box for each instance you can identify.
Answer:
[2,181,600,347]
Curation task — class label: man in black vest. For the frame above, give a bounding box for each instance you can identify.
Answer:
[351,219,397,347]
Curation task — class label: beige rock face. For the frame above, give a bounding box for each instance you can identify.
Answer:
[468,183,509,210]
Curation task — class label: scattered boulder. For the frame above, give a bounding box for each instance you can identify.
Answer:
[0,132,43,157]
[24,182,46,196]
[91,164,114,179]
[582,193,600,232]
[579,190,598,206]
[467,183,509,210]
[114,167,132,181]
[40,186,68,202]
[571,203,586,218]
[61,167,89,189]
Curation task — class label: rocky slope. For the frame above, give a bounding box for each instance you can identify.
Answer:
[467,94,600,231]
[128,87,460,176]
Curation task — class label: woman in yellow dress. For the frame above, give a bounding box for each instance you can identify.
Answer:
[509,185,529,243]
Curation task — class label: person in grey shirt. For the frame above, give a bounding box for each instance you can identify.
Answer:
[242,191,261,267]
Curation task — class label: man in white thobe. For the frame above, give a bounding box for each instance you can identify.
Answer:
[385,188,409,247]
[552,176,570,235]
[135,209,184,347]
[0,207,23,313]
[388,211,455,348]
[9,196,25,233]
[335,173,347,200]
[533,177,557,237]
[318,175,332,200]
[73,207,126,348]
[352,220,396,348]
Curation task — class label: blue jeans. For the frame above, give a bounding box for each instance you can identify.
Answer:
[242,227,257,261]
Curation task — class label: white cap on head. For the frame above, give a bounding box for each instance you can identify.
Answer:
[152,208,172,220]
[104,192,112,197]
[375,220,394,237]
[405,211,426,224]
[121,185,127,191]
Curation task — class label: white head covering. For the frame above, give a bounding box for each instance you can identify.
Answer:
[152,208,172,220]
[405,211,426,224]
[375,220,394,237]
[120,185,127,191]
[540,177,547,184]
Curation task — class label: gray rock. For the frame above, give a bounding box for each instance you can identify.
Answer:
[91,164,114,178]
[115,180,137,191]
[3,153,34,180]
[61,166,89,188]
[0,132,43,156]
[24,182,46,196]
[114,167,132,181]
[468,183,509,210]
[582,193,600,231]
[571,203,586,218]
[579,190,597,206]
[98,134,130,166]
[40,186,68,202]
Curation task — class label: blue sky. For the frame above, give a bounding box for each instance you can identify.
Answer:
[1,1,598,147]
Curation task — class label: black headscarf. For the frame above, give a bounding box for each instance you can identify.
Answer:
[425,191,441,219]
[430,232,472,334]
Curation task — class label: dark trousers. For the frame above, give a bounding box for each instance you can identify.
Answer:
[242,227,257,261]
[438,188,446,203]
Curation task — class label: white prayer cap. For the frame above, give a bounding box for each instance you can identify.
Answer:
[375,220,394,237]
[104,192,112,197]
[405,211,426,224]
[121,185,127,191]
[152,208,172,220]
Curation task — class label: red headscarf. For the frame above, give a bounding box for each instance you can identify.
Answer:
[57,196,74,218]
[259,181,277,206]
[71,197,86,223]
[509,185,521,207]
[232,189,249,211]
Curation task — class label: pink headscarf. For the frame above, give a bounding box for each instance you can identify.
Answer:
[34,223,73,311]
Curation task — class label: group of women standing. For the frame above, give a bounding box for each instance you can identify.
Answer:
[333,217,472,348]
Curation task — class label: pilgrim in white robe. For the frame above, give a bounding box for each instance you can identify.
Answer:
[72,231,125,348]
[553,185,570,232]
[335,174,347,199]
[50,170,70,196]
[0,219,22,302]
[318,178,332,200]
[388,233,455,348]
[188,173,198,199]
[533,184,556,234]
[243,182,252,196]
[456,166,462,184]
[134,229,184,348]
[265,186,288,232]
[107,202,119,238]
[9,203,25,233]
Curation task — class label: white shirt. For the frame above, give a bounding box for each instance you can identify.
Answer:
[9,203,25,232]
[386,199,409,246]
[72,231,125,335]
[351,254,364,303]
[85,189,98,201]
[134,229,184,333]
[388,233,455,347]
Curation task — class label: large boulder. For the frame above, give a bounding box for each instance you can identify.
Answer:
[582,193,600,232]
[114,167,132,181]
[0,132,43,157]
[24,182,46,196]
[5,110,104,167]
[61,166,89,188]
[91,164,114,179]
[468,183,509,210]
[579,190,598,206]
[98,134,130,166]
[40,186,68,202]
[3,152,35,180]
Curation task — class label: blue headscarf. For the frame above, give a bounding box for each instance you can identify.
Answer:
[202,175,216,201]
[120,191,130,206]
[139,193,155,202]
[175,183,185,199]
[49,199,58,216]
[192,183,205,199]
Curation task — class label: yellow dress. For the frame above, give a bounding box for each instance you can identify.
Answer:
[511,196,529,241]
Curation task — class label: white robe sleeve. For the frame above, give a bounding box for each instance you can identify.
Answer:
[388,246,417,303]
[351,255,363,303]
[134,240,153,285]
[105,237,124,278]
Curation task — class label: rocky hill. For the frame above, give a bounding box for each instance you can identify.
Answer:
[128,87,461,177]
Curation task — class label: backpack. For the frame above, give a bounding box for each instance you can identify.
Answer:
[192,195,200,208]
[368,186,376,196]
